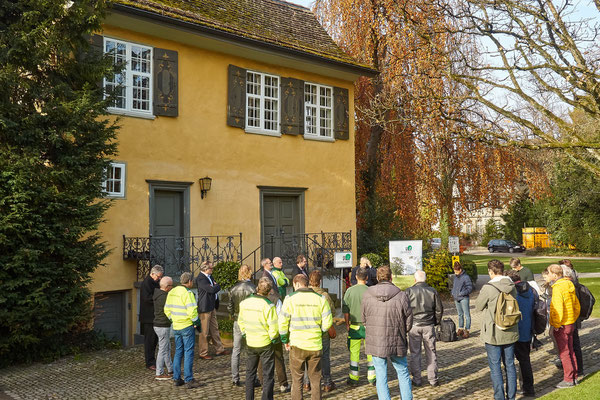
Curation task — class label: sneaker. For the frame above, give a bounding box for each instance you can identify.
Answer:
[303,383,311,391]
[232,380,241,387]
[323,382,336,392]
[167,372,173,377]
[155,374,171,381]
[430,382,439,387]
[347,378,359,386]
[174,378,185,387]
[462,330,470,339]
[254,380,262,388]
[186,380,206,389]
[216,350,231,356]
[555,380,575,389]
[280,384,291,393]
[411,380,422,387]
[457,329,464,337]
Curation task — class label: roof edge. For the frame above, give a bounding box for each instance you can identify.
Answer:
[110,3,378,77]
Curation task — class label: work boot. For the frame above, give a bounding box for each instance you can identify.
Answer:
[186,379,205,389]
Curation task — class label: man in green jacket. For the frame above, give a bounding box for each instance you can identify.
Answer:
[475,260,519,400]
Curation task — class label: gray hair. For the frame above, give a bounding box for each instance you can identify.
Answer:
[561,265,576,280]
[414,270,427,283]
[180,272,193,284]
[150,265,164,275]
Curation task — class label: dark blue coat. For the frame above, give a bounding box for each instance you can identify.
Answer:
[451,271,473,302]
[515,281,535,343]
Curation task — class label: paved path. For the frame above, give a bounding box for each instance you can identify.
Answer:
[1,303,599,400]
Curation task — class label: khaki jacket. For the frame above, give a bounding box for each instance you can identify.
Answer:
[475,276,519,345]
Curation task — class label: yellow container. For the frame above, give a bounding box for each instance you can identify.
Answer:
[522,228,553,249]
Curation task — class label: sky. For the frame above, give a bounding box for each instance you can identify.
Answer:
[288,0,314,9]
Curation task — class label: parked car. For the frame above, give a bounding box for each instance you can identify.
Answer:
[487,239,526,253]
[430,238,441,250]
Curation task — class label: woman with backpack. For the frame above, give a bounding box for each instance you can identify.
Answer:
[451,262,473,338]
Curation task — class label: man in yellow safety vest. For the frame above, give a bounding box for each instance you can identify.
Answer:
[279,274,333,400]
[164,272,204,389]
[238,277,279,400]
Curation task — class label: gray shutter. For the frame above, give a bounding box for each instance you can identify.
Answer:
[333,87,350,140]
[153,48,178,117]
[280,77,304,135]
[227,64,246,128]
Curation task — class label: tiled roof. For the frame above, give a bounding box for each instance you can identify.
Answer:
[114,0,375,74]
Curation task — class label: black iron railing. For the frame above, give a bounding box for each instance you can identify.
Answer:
[123,234,243,280]
[242,231,352,278]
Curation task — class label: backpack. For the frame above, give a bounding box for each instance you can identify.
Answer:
[436,318,458,342]
[487,283,521,330]
[532,291,547,335]
[576,283,596,321]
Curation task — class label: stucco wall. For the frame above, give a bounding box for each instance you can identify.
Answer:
[89,25,358,339]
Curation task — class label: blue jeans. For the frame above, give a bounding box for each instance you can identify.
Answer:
[454,297,471,330]
[371,355,412,400]
[485,343,516,400]
[173,325,195,383]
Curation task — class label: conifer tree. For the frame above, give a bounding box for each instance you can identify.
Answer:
[0,0,118,365]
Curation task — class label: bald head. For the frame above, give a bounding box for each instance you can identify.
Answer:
[160,276,173,292]
[414,270,426,283]
[273,257,283,269]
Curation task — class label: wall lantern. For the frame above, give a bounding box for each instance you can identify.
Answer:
[199,176,212,199]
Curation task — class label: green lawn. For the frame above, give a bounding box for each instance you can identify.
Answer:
[392,275,414,290]
[578,278,600,319]
[461,255,600,275]
[540,371,600,399]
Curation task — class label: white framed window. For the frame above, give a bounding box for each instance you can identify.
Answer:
[304,83,333,140]
[104,38,152,116]
[246,71,280,135]
[103,162,126,198]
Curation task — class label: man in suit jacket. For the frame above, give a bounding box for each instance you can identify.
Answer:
[140,264,164,370]
[260,258,280,302]
[196,261,230,360]
[291,254,309,280]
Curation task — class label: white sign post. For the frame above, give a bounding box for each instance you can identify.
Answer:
[332,251,353,316]
[389,240,423,275]
[448,236,460,253]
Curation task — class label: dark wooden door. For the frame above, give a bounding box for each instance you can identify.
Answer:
[151,190,184,276]
[262,195,301,262]
[94,291,125,345]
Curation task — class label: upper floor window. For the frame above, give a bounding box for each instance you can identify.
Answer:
[246,71,280,134]
[104,38,152,115]
[103,162,126,198]
[304,83,333,139]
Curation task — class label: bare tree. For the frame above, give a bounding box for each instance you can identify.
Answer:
[443,0,600,176]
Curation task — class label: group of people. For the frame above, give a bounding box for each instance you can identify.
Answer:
[138,253,589,400]
[139,262,232,389]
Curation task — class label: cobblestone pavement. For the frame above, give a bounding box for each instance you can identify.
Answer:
[1,303,599,400]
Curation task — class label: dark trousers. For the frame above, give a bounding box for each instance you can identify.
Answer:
[514,341,534,394]
[573,327,583,375]
[259,341,288,386]
[289,346,322,400]
[246,344,275,400]
[142,322,158,367]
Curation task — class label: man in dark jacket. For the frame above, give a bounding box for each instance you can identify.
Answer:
[406,270,443,387]
[451,262,473,338]
[362,265,413,400]
[196,261,229,360]
[506,270,536,397]
[350,257,378,287]
[153,276,173,380]
[228,264,257,386]
[291,255,309,280]
[140,264,164,369]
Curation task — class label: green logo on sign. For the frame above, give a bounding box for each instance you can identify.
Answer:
[345,254,351,260]
[407,246,413,251]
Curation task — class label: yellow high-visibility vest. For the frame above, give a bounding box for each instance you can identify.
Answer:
[164,285,198,330]
[238,294,278,347]
[279,288,333,351]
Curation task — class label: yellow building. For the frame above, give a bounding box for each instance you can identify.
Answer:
[90,0,376,345]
